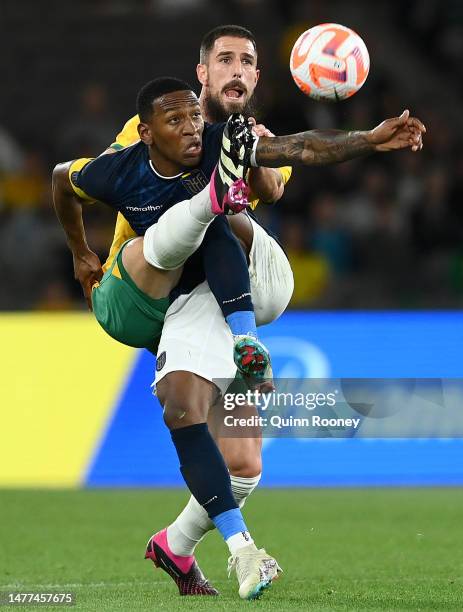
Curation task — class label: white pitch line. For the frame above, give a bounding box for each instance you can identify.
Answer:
[0,581,231,588]
[1,577,460,589]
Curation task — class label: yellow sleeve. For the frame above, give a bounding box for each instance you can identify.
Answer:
[102,213,137,272]
[249,165,292,210]
[68,158,96,202]
[279,165,292,185]
[106,116,139,260]
[110,115,141,149]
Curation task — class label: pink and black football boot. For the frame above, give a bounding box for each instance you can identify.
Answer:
[209,113,255,215]
[144,529,219,596]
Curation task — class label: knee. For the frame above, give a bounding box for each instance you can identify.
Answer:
[162,400,204,431]
[157,372,215,430]
[224,437,262,478]
[160,391,206,431]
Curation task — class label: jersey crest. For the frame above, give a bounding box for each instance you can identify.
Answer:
[181,170,209,196]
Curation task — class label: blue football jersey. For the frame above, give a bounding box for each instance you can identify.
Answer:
[70,122,225,235]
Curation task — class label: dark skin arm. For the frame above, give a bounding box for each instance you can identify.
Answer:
[52,162,103,310]
[255,110,426,168]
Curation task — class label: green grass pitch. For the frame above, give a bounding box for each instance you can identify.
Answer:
[1,489,462,611]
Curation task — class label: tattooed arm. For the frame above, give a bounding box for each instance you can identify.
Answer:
[255,110,426,168]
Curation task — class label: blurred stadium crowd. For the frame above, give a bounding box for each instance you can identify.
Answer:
[1,0,462,310]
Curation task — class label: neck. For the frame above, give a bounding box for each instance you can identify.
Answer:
[148,147,183,177]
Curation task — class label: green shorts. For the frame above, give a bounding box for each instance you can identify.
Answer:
[92,240,169,354]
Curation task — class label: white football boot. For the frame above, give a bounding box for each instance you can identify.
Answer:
[227,543,282,600]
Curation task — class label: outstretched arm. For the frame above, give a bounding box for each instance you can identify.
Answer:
[255,110,426,168]
[52,162,103,309]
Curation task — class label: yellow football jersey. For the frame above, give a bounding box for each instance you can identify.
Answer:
[111,115,140,150]
[73,115,292,271]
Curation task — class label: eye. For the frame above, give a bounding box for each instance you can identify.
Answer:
[242,58,252,65]
[168,117,179,124]
[220,57,231,64]
[193,111,202,118]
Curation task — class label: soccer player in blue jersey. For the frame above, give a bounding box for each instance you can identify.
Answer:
[53,79,288,599]
[54,26,295,598]
[64,78,274,381]
[53,70,425,599]
[53,31,294,599]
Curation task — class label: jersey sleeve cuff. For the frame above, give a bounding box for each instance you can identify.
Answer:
[250,135,260,167]
[109,143,125,151]
[68,158,96,201]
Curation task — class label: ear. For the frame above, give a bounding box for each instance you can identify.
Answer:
[137,122,153,146]
[196,63,208,87]
[254,68,260,86]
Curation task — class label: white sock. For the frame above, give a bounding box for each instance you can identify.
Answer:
[143,186,214,270]
[166,473,262,557]
[226,531,254,555]
[166,495,212,557]
[188,184,215,224]
[229,474,261,507]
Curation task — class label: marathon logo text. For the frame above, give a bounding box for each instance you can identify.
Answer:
[125,204,163,212]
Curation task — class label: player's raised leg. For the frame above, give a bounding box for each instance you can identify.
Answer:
[140,113,272,380]
[212,114,273,381]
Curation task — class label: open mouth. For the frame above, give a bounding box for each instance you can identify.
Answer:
[185,141,202,155]
[224,86,245,99]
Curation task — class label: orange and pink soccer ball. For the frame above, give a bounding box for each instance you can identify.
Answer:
[290,23,370,101]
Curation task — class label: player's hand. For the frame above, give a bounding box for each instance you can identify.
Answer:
[248,117,275,138]
[72,248,103,311]
[368,110,426,153]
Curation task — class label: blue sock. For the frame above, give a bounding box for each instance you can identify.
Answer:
[226,310,257,338]
[212,507,249,540]
[170,424,244,530]
[200,216,256,336]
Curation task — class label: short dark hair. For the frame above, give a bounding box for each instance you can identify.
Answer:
[199,25,257,63]
[136,77,195,122]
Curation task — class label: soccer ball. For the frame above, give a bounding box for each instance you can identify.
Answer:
[290,23,370,101]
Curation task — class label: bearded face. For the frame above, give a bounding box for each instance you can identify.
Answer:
[198,35,260,123]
